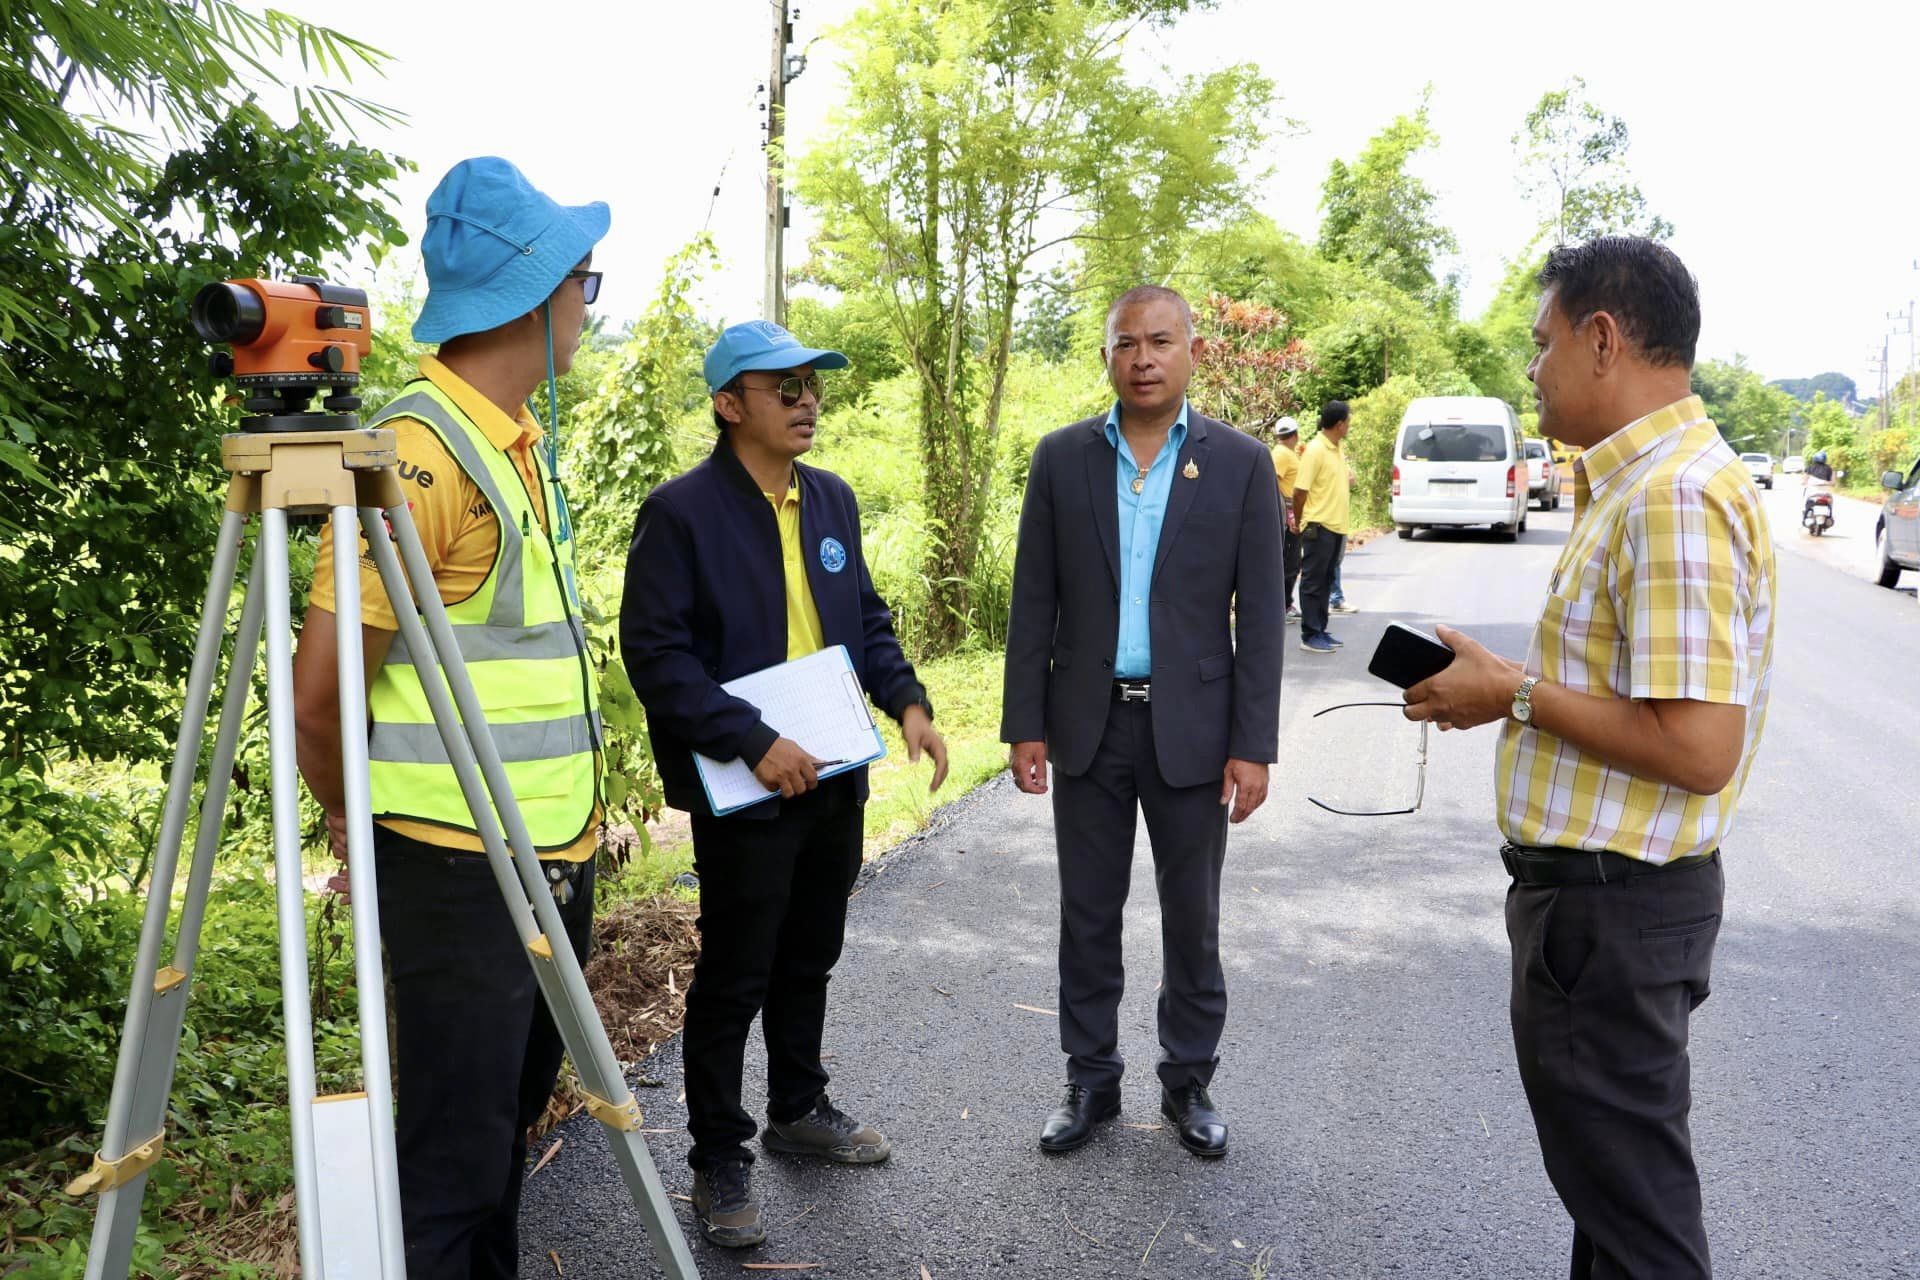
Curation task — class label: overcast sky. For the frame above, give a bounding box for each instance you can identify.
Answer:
[308,0,1920,394]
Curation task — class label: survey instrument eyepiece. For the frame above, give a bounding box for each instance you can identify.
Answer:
[193,275,375,428]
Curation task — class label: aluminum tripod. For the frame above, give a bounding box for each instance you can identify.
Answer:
[69,421,698,1278]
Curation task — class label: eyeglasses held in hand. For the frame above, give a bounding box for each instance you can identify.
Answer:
[564,268,602,305]
[1306,701,1428,817]
[736,373,825,408]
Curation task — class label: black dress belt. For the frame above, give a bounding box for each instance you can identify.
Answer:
[1500,843,1718,887]
[1113,680,1151,703]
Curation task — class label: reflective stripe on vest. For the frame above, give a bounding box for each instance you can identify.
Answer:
[363,382,600,850]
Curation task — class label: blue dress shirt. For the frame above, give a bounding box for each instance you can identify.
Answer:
[1104,400,1188,679]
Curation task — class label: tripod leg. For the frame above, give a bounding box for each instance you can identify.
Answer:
[258,508,326,1279]
[168,548,268,995]
[325,505,408,1277]
[364,504,700,1279]
[80,510,250,1280]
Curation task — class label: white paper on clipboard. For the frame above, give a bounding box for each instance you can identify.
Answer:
[694,644,888,816]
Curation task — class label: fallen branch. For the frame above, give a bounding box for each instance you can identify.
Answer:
[742,1264,822,1272]
[1062,1208,1104,1247]
[528,1137,564,1179]
[1141,1208,1173,1266]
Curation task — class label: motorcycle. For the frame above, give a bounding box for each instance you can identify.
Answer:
[1803,492,1834,537]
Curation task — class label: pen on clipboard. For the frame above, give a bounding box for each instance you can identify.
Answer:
[814,758,850,768]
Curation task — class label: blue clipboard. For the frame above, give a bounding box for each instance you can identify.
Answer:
[694,645,888,816]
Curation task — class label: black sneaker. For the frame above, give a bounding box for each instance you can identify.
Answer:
[763,1093,892,1164]
[691,1159,764,1248]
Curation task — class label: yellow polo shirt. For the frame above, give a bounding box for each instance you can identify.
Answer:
[1270,442,1300,504]
[1295,433,1351,534]
[764,479,826,659]
[309,355,598,861]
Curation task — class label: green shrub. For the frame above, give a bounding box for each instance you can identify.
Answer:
[1343,375,1423,529]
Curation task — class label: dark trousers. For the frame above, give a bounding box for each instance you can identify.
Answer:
[375,826,595,1280]
[1507,856,1724,1279]
[1051,698,1230,1093]
[1298,524,1345,639]
[683,778,864,1171]
[1282,517,1301,611]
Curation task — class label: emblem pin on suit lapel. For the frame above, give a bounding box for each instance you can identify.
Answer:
[1183,459,1200,479]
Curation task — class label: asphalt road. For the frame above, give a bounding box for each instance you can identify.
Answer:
[522,502,1920,1280]
[1758,479,1915,599]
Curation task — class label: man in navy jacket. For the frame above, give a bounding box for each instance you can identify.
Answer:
[621,320,946,1251]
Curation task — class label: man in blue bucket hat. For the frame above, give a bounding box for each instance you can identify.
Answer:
[621,320,949,1249]
[294,156,608,1279]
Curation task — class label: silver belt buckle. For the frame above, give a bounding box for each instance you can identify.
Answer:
[1117,681,1150,703]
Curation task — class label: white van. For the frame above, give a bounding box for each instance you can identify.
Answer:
[1390,396,1529,541]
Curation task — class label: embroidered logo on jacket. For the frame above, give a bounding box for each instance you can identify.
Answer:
[819,536,848,573]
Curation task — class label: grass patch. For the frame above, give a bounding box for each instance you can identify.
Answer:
[862,647,1007,854]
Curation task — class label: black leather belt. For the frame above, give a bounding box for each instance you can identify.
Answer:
[1500,843,1717,887]
[1113,680,1151,703]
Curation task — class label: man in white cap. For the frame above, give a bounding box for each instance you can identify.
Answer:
[293,156,608,1279]
[1270,416,1304,623]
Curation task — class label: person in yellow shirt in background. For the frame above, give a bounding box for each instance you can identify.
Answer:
[1292,400,1354,654]
[1269,416,1304,624]
[292,156,607,1279]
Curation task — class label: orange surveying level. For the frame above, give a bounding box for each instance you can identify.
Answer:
[190,275,373,420]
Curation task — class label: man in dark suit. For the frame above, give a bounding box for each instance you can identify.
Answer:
[1002,285,1284,1158]
[622,320,947,1249]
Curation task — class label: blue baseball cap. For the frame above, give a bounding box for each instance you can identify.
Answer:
[703,320,849,393]
[412,157,609,344]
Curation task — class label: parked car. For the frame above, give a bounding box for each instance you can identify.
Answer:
[1391,396,1530,541]
[1521,438,1561,510]
[1875,452,1920,588]
[1740,452,1775,489]
[1782,454,1805,475]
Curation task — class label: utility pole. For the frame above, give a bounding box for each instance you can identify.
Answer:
[1900,297,1918,428]
[1870,340,1890,433]
[763,2,806,326]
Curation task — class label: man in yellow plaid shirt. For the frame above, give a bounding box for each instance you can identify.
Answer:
[1403,238,1774,1279]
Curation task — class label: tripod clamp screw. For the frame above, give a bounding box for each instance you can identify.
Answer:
[66,1133,165,1197]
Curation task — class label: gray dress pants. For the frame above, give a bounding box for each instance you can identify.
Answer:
[1050,696,1230,1092]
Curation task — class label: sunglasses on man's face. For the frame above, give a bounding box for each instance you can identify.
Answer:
[564,269,602,305]
[735,373,824,408]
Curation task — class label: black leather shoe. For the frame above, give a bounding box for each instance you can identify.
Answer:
[1038,1083,1120,1153]
[1161,1083,1228,1157]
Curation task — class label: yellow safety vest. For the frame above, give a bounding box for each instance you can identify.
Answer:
[364,381,601,851]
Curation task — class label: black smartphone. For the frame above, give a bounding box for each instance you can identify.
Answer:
[1368,622,1455,689]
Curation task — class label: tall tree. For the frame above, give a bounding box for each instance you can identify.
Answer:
[1514,77,1673,243]
[799,0,1269,651]
[0,3,407,770]
[1694,356,1796,452]
[1318,97,1459,298]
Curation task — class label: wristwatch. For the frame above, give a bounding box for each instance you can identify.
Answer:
[1511,675,1541,725]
